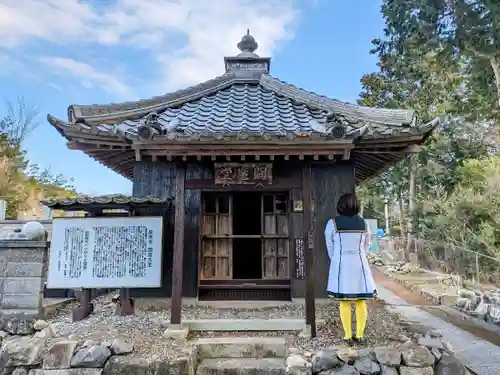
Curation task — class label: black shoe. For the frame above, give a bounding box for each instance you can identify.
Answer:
[343,338,354,346]
[352,336,366,345]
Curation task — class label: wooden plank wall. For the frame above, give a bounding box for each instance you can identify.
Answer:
[131,161,211,298]
[311,161,356,297]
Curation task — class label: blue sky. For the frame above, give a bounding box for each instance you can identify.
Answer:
[0,0,384,195]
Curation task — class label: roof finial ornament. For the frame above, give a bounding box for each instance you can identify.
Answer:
[237,29,258,53]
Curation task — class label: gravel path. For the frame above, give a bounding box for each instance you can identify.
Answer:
[378,284,500,375]
[48,294,416,359]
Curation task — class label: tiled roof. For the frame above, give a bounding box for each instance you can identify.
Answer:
[42,195,173,210]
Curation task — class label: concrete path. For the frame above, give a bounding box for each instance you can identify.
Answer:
[377,284,500,375]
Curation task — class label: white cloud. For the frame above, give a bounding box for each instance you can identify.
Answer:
[38,57,133,97]
[0,0,299,96]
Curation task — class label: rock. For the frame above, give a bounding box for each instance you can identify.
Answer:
[12,368,28,375]
[379,365,398,375]
[401,345,434,367]
[110,339,134,355]
[336,348,359,364]
[435,352,469,375]
[356,349,375,361]
[33,320,49,331]
[2,318,34,336]
[353,357,380,375]
[82,340,100,348]
[431,348,442,363]
[287,354,311,375]
[324,365,360,374]
[34,327,55,340]
[70,345,111,368]
[103,356,153,375]
[0,330,9,339]
[43,340,78,369]
[373,347,401,366]
[427,330,443,338]
[442,341,454,352]
[312,349,342,373]
[399,367,434,375]
[418,336,443,350]
[29,370,103,375]
[396,334,411,343]
[0,336,47,367]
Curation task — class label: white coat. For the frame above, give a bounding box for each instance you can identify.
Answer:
[324,215,376,300]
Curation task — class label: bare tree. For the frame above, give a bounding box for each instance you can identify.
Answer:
[0,97,40,147]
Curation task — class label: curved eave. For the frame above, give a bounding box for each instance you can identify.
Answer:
[354,117,439,184]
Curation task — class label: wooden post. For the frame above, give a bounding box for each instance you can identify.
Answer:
[170,163,186,326]
[302,162,316,337]
[72,210,99,321]
[0,200,6,220]
[116,207,136,316]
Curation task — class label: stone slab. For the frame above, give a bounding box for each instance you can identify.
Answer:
[1,294,41,309]
[7,248,45,262]
[185,319,324,331]
[197,358,286,375]
[4,277,42,294]
[6,262,44,277]
[196,337,286,359]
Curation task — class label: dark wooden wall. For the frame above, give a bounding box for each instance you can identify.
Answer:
[130,160,355,299]
[311,161,355,297]
[131,161,211,298]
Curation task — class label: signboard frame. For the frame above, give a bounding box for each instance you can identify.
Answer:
[47,216,163,289]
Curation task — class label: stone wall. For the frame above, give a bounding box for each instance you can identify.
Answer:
[0,241,48,319]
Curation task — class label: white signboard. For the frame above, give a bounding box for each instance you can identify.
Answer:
[47,216,163,289]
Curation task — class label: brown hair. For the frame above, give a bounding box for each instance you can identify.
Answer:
[336,193,360,216]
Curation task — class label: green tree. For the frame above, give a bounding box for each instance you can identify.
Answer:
[379,0,500,118]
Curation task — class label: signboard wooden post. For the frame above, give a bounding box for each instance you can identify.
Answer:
[47,216,163,289]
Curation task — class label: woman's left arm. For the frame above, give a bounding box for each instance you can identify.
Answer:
[324,219,335,259]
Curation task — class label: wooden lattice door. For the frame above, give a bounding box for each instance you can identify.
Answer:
[200,194,233,280]
[262,194,290,279]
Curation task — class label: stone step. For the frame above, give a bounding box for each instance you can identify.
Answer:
[197,358,286,375]
[185,318,323,332]
[196,337,287,359]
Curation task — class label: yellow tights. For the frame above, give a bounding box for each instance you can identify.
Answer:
[339,300,368,339]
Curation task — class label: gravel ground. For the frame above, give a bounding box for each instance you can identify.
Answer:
[48,294,416,359]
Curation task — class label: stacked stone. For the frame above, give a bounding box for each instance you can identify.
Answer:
[287,331,471,375]
[456,289,500,326]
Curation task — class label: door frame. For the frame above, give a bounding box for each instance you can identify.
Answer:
[197,189,292,292]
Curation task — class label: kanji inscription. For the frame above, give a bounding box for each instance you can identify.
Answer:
[214,163,273,185]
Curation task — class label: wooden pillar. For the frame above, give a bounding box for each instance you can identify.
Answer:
[170,163,186,326]
[116,207,136,316]
[302,162,316,337]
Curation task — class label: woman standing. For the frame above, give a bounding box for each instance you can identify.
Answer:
[324,193,376,344]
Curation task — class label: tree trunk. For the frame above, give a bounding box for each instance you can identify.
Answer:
[406,155,417,254]
[360,195,365,217]
[398,196,406,240]
[490,57,500,107]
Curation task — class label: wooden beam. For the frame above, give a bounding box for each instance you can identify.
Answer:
[302,162,316,338]
[170,162,186,326]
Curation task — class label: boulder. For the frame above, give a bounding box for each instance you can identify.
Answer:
[373,347,401,366]
[435,352,470,375]
[70,345,111,368]
[401,344,434,367]
[312,349,342,373]
[43,340,78,369]
[110,339,134,355]
[353,357,380,375]
[0,336,47,367]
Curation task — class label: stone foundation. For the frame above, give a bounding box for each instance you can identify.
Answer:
[0,241,48,320]
[0,319,472,375]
